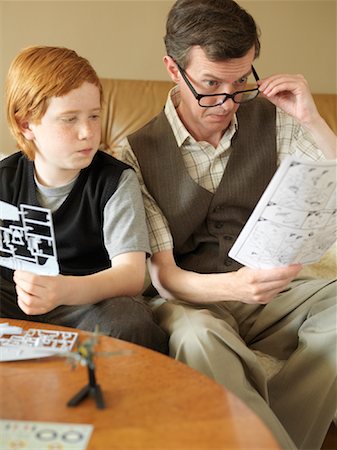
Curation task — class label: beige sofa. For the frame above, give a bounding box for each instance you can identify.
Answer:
[100,78,337,281]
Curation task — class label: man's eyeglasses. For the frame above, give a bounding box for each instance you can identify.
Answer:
[176,63,260,108]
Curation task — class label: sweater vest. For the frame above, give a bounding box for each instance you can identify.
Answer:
[0,150,130,279]
[129,98,277,274]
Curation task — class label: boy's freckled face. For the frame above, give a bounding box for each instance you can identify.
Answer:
[26,82,102,183]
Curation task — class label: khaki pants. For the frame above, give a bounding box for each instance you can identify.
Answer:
[150,278,337,450]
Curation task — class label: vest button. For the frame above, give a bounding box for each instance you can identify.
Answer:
[215,222,224,229]
[224,235,233,241]
[224,258,233,267]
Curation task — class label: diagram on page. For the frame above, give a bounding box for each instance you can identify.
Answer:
[229,157,337,268]
[0,201,59,275]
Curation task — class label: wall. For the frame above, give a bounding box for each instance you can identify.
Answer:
[1,0,336,155]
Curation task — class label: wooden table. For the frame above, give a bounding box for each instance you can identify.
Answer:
[0,319,280,449]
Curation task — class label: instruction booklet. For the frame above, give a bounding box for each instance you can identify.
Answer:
[229,156,337,268]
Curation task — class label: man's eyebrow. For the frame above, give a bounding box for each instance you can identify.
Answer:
[202,69,252,82]
[236,69,252,80]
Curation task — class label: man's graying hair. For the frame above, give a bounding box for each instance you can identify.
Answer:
[164,0,261,68]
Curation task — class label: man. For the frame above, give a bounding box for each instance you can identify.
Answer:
[117,1,337,448]
[1,45,168,354]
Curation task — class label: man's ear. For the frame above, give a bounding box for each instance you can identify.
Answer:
[163,55,180,84]
[19,120,35,140]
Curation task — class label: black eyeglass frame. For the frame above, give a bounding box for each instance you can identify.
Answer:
[176,63,260,108]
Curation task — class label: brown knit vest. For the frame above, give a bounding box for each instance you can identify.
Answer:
[129,97,276,274]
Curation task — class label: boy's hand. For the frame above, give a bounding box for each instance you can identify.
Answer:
[13,270,67,315]
[13,253,146,315]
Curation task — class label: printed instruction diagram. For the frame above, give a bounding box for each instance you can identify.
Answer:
[229,157,337,268]
[0,201,59,275]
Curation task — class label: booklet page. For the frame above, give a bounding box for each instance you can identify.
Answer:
[229,156,337,268]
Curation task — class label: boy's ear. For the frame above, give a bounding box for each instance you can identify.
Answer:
[19,120,35,140]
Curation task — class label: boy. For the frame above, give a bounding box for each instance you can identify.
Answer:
[0,45,168,354]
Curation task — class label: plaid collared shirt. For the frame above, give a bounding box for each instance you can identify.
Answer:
[117,87,325,253]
